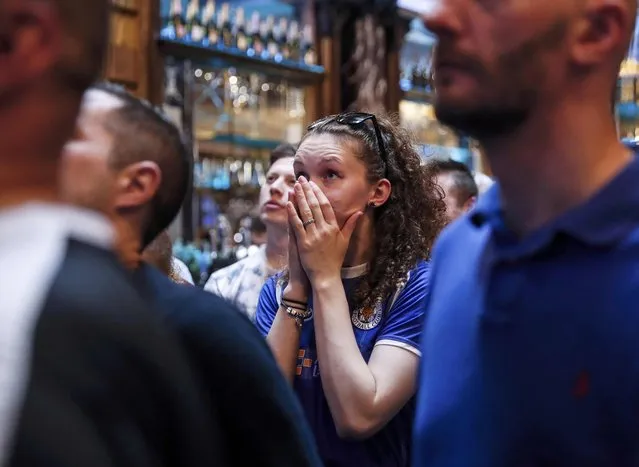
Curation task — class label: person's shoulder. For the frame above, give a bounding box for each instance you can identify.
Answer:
[142,265,254,328]
[47,239,148,317]
[401,260,431,290]
[210,247,265,280]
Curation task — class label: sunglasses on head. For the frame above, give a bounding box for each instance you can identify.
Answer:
[307,112,389,177]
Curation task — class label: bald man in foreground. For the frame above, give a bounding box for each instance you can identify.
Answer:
[414,0,639,465]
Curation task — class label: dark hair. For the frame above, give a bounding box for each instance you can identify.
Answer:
[90,81,191,247]
[302,114,446,310]
[427,158,478,206]
[269,143,297,166]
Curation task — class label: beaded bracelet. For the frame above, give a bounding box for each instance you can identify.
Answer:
[282,305,312,328]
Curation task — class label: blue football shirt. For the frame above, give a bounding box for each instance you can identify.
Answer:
[413,156,639,466]
[257,261,431,467]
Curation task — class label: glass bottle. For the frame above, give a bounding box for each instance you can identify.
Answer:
[301,24,317,65]
[247,11,261,56]
[201,0,216,46]
[275,17,288,59]
[265,15,278,58]
[258,17,270,59]
[285,21,300,61]
[186,0,204,43]
[219,3,233,48]
[234,7,248,51]
[166,0,185,40]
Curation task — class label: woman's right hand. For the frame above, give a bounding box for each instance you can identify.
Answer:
[284,192,309,302]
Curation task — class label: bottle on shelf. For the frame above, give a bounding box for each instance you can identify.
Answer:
[164,0,186,40]
[265,15,278,58]
[274,17,288,60]
[163,64,183,129]
[247,11,262,56]
[285,21,300,61]
[201,0,216,45]
[233,7,248,51]
[219,3,233,48]
[186,0,204,43]
[259,17,271,59]
[301,24,317,66]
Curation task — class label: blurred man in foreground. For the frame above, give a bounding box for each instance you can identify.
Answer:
[414,0,639,465]
[0,1,225,466]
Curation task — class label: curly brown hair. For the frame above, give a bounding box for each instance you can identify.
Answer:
[302,113,446,310]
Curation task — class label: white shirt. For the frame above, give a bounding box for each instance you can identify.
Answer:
[0,203,113,465]
[171,257,194,285]
[203,246,270,322]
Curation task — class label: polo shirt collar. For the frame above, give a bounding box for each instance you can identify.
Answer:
[469,155,639,247]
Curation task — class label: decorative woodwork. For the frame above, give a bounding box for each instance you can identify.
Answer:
[105,0,154,99]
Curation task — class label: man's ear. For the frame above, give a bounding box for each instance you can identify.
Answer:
[0,1,62,90]
[114,161,162,210]
[463,196,477,212]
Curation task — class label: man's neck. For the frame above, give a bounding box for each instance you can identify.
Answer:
[113,216,143,270]
[265,224,288,270]
[482,98,632,236]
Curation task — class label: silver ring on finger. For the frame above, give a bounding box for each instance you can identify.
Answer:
[303,218,316,228]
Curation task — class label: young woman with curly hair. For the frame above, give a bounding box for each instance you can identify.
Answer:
[255,112,445,467]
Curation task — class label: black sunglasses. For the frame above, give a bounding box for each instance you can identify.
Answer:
[307,112,389,177]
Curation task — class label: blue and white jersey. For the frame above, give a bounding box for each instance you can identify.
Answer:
[256,261,430,467]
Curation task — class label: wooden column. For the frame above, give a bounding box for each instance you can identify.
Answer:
[105,0,156,100]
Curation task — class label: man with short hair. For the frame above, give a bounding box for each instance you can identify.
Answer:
[60,82,322,467]
[426,158,478,222]
[204,143,297,320]
[414,0,639,465]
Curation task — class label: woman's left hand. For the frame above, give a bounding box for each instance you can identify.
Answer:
[288,176,362,283]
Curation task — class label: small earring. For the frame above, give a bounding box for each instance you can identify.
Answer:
[368,202,376,208]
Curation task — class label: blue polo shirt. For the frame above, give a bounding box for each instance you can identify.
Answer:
[413,156,639,467]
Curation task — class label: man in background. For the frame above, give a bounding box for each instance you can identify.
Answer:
[60,82,322,467]
[0,1,224,466]
[426,158,478,222]
[205,143,297,320]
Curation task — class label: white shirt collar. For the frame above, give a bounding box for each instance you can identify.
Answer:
[0,202,114,250]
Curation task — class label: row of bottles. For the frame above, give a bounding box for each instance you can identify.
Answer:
[194,157,267,191]
[161,0,317,67]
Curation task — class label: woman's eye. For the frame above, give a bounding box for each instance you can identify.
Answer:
[266,175,277,183]
[324,171,339,180]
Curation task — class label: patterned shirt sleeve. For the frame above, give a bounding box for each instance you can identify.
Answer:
[203,271,224,297]
[255,276,279,337]
[374,261,431,357]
